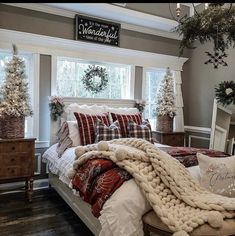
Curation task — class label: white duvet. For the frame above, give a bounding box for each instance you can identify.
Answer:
[42,143,201,236]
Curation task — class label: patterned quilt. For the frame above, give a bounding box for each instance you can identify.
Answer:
[159,146,228,167]
[71,158,132,217]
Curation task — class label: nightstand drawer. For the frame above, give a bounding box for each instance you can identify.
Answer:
[1,153,31,166]
[0,141,32,153]
[0,166,31,178]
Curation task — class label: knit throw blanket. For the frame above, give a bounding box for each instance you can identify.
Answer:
[68,138,235,236]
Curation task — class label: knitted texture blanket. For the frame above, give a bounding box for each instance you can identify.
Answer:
[68,138,235,236]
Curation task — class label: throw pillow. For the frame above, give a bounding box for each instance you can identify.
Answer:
[197,152,235,197]
[56,121,73,157]
[67,120,81,147]
[95,119,122,142]
[74,112,110,145]
[111,113,142,137]
[127,119,153,143]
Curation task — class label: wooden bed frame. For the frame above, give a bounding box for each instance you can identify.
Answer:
[49,97,136,235]
[48,172,101,235]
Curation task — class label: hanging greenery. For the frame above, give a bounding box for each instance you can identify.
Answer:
[174,4,235,68]
[215,80,235,106]
[82,65,109,94]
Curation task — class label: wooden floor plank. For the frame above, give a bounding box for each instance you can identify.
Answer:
[0,188,94,236]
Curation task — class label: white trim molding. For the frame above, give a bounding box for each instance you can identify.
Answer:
[184,125,211,134]
[34,153,42,175]
[184,125,211,148]
[188,135,210,148]
[0,28,188,71]
[3,3,180,40]
[35,141,50,149]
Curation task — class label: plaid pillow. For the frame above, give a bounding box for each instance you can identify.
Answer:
[95,119,122,142]
[74,112,110,145]
[127,119,153,143]
[110,113,142,137]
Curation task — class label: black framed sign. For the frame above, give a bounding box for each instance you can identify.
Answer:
[75,14,120,47]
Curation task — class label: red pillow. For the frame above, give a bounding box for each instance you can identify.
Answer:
[110,113,142,137]
[74,112,110,145]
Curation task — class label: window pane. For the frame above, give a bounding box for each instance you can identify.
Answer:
[56,57,131,99]
[0,51,33,137]
[143,69,166,120]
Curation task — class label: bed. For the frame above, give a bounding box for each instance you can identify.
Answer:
[42,97,229,236]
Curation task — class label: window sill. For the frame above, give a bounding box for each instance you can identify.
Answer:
[35,141,49,149]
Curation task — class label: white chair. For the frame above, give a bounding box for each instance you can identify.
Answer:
[210,99,232,152]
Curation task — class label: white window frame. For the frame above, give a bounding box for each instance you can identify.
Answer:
[0,49,40,139]
[142,67,166,123]
[51,55,135,99]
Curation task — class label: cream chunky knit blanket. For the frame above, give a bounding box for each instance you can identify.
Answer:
[68,138,235,236]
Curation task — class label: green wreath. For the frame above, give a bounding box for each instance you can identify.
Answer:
[215,80,235,106]
[82,65,109,94]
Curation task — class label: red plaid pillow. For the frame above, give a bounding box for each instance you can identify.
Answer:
[74,112,110,145]
[95,119,122,142]
[110,113,142,137]
[127,119,153,143]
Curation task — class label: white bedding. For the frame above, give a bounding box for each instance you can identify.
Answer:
[42,143,200,236]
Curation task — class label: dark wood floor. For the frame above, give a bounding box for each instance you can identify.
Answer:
[0,188,94,236]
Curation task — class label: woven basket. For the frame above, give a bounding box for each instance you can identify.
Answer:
[156,115,173,132]
[1,116,25,139]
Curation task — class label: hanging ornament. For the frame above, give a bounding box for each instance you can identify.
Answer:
[204,49,228,69]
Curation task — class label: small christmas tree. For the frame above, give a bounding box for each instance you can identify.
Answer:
[155,67,176,132]
[155,67,177,118]
[0,44,33,118]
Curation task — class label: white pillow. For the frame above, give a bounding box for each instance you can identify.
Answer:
[105,106,139,115]
[67,121,81,147]
[65,103,107,120]
[197,153,235,197]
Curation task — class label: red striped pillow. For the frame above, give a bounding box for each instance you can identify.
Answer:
[110,113,142,137]
[74,112,110,145]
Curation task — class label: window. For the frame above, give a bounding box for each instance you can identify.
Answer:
[142,68,166,128]
[0,50,35,138]
[55,56,133,99]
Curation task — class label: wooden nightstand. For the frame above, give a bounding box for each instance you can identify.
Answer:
[0,138,36,202]
[152,131,185,146]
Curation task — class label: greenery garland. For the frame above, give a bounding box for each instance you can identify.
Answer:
[215,80,235,106]
[174,4,235,56]
[82,65,109,94]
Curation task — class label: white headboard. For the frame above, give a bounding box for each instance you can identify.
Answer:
[50,97,136,145]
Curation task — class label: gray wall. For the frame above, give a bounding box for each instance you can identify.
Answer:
[182,41,235,128]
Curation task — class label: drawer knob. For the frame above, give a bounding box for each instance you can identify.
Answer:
[11,158,15,162]
[11,169,15,174]
[12,146,15,150]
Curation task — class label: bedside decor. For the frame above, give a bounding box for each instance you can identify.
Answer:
[155,67,176,132]
[215,80,235,107]
[81,65,109,94]
[48,96,65,122]
[0,44,33,138]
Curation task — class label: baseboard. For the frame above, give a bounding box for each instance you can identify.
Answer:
[0,178,49,195]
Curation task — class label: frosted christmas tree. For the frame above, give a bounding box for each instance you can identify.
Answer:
[155,67,176,132]
[0,44,33,118]
[0,44,33,138]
